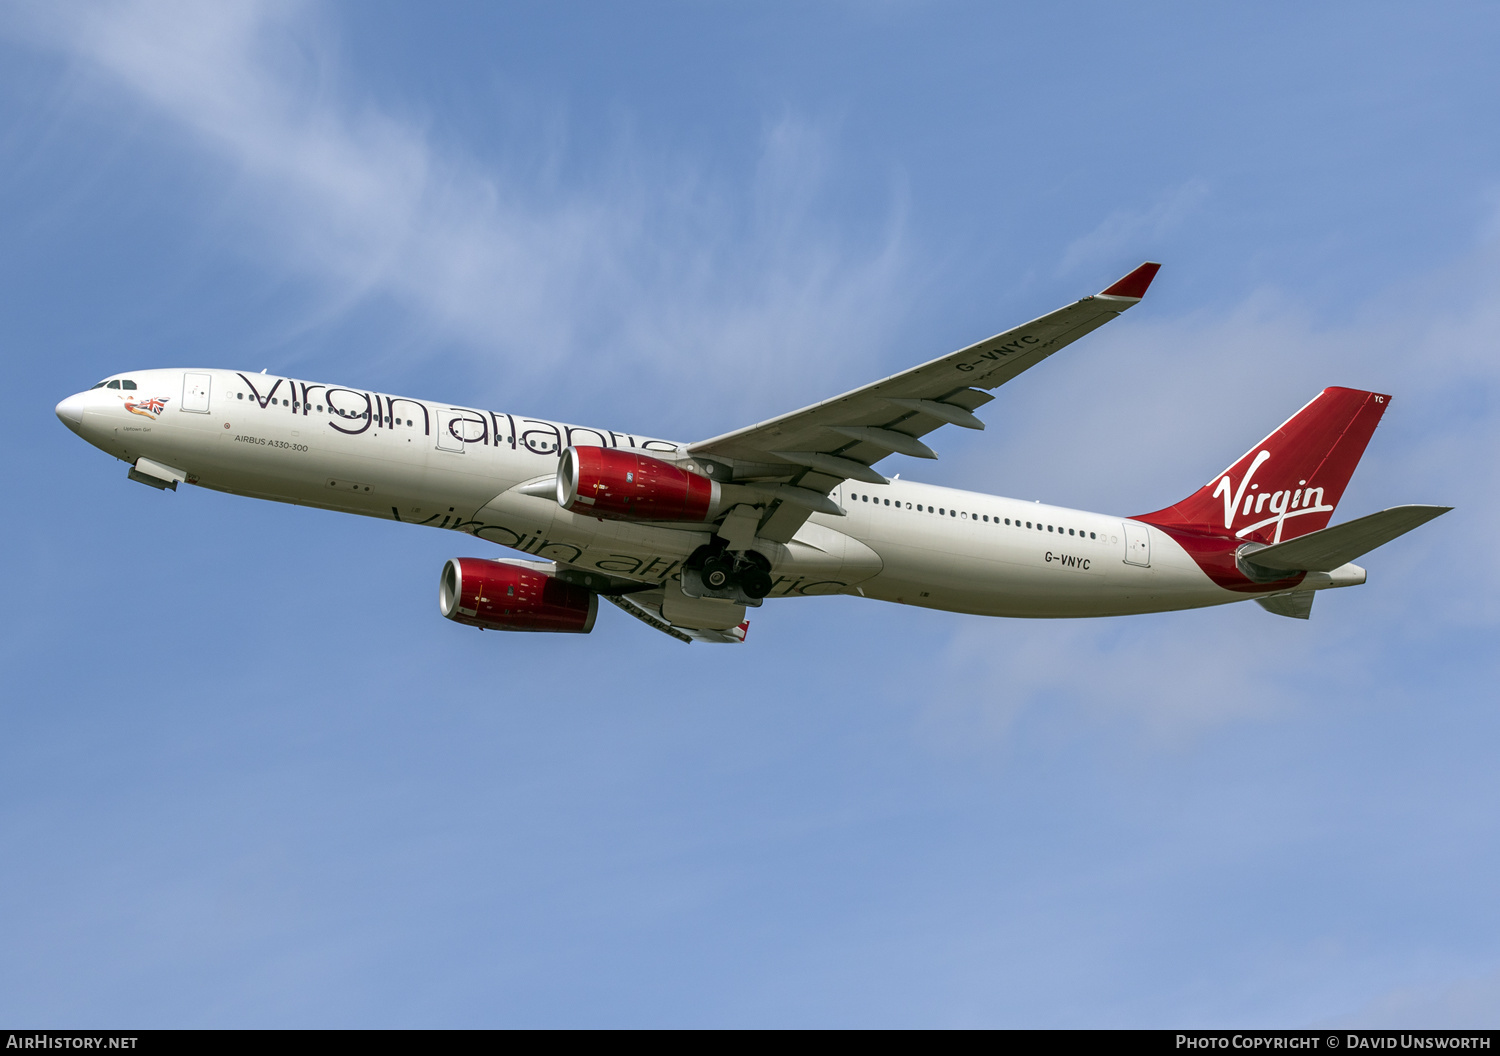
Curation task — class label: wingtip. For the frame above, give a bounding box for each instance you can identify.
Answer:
[1100,261,1162,299]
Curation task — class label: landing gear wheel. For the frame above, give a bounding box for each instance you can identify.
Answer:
[702,556,734,590]
[740,567,773,600]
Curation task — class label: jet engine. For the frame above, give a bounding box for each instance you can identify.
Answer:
[439,557,597,634]
[557,446,719,522]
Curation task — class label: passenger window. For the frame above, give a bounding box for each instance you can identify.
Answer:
[862,495,868,502]
[1069,529,1075,535]
[939,508,945,515]
[1005,518,1010,525]
[884,499,890,506]
[237,393,243,400]
[121,380,136,390]
[1090,532,1096,539]
[1025,521,1031,528]
[106,380,120,389]
[319,405,325,412]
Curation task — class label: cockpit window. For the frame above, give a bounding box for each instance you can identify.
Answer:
[90,381,108,389]
[120,380,137,390]
[106,380,120,389]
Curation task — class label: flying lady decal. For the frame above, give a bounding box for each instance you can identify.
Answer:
[124,396,169,420]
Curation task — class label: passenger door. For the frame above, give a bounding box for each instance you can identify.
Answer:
[182,372,211,413]
[435,410,466,453]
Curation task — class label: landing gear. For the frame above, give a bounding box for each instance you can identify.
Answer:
[739,567,772,600]
[738,550,772,599]
[701,555,734,590]
[686,545,774,600]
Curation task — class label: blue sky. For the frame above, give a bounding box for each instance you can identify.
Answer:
[3,1,1499,1028]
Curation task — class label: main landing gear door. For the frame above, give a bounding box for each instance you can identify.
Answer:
[1123,521,1151,567]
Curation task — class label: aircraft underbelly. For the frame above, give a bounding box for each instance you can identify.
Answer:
[860,525,1235,617]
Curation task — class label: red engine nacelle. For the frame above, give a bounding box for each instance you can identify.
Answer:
[557,446,719,522]
[439,558,598,634]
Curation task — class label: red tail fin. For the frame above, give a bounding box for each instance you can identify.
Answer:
[1136,387,1390,544]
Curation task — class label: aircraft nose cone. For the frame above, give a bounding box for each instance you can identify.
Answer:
[55,392,86,430]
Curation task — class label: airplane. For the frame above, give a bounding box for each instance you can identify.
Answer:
[53,262,1450,644]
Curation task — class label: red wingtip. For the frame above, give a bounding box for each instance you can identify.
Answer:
[1101,261,1161,299]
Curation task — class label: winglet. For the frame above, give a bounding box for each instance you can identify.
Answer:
[1100,262,1161,300]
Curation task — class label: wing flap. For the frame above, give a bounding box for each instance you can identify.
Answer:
[604,591,750,644]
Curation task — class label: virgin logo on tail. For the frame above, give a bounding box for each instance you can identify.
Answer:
[1211,449,1334,543]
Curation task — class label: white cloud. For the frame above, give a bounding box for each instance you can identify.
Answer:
[10,0,911,425]
[1057,179,1210,277]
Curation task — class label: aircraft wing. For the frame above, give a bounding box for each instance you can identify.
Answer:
[688,262,1161,542]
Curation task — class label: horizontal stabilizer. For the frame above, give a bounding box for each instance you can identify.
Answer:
[1257,592,1314,619]
[1242,504,1451,574]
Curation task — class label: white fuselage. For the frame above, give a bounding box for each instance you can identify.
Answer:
[58,368,1263,619]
